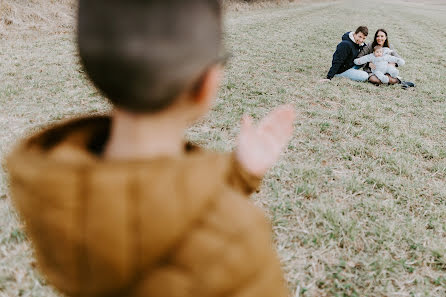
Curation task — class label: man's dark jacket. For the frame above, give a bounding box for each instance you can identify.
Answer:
[327,32,364,79]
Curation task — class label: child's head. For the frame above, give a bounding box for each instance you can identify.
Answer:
[78,0,223,114]
[373,45,383,57]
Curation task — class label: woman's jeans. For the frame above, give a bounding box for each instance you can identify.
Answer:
[335,65,369,82]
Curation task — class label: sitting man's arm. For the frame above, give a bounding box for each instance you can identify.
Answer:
[327,42,350,80]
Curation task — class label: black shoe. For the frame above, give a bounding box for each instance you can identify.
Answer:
[401,81,415,88]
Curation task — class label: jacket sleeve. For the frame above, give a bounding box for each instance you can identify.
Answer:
[388,44,402,67]
[357,43,372,58]
[327,42,350,79]
[354,54,372,65]
[227,153,262,196]
[386,55,405,66]
[388,44,401,59]
[172,152,262,197]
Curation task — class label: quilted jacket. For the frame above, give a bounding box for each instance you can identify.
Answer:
[7,116,289,297]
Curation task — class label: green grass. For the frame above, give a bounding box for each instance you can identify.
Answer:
[1,0,446,296]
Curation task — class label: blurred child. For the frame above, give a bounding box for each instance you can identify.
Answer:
[7,1,294,296]
[354,45,405,84]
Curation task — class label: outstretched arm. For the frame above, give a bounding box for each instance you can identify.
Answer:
[224,105,295,195]
[387,45,402,66]
[354,54,373,65]
[236,104,296,178]
[386,55,405,66]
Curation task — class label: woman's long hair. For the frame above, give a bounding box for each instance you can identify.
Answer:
[371,29,390,48]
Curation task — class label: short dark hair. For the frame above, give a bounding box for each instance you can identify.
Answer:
[354,26,368,36]
[78,0,222,113]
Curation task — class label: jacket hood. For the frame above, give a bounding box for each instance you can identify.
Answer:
[6,116,234,296]
[342,31,364,46]
[341,31,351,41]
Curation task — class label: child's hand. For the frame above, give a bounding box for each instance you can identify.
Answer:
[236,104,296,177]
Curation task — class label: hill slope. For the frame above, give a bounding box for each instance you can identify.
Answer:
[1,0,445,296]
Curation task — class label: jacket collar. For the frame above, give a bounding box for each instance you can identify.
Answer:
[349,31,364,46]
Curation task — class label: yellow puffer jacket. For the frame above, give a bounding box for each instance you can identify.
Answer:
[7,116,289,297]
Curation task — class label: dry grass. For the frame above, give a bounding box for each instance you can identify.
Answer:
[222,0,336,12]
[1,0,446,296]
[0,0,76,38]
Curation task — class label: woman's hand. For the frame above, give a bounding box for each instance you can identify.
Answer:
[236,104,296,177]
[370,62,376,70]
[389,63,396,66]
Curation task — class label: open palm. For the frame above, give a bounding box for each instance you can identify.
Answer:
[236,104,296,177]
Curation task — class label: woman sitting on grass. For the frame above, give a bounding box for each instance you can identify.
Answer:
[354,45,405,84]
[357,28,415,88]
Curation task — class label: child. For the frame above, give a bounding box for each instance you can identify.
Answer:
[7,1,295,297]
[354,45,405,84]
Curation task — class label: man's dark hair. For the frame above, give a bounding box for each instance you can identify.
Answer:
[354,26,368,36]
[78,0,222,113]
[371,28,389,49]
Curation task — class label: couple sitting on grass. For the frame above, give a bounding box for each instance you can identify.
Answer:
[322,26,415,89]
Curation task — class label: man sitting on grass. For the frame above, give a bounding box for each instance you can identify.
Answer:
[320,26,369,82]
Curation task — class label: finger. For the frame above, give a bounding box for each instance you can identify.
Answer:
[238,115,255,147]
[240,114,254,133]
[259,108,295,148]
[276,103,295,112]
[272,105,296,122]
[258,106,295,133]
[262,104,295,122]
[241,114,252,125]
[278,106,296,124]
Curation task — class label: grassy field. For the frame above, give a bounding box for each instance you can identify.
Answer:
[1,0,446,296]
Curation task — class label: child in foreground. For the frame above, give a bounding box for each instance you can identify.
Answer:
[354,45,405,84]
[7,1,294,296]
